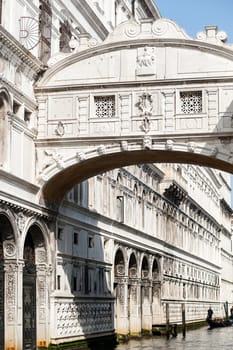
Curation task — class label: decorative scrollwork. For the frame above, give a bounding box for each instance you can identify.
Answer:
[124,22,140,38]
[152,20,168,36]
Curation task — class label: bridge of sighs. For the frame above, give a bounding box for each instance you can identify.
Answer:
[35,19,233,206]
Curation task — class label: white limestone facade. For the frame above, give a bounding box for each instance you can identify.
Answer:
[0,1,233,350]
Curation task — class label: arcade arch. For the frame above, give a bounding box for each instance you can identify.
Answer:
[22,223,50,350]
[0,214,15,350]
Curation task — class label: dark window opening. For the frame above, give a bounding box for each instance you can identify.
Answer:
[88,236,94,248]
[73,232,78,245]
[72,276,77,292]
[13,101,21,115]
[24,110,31,125]
[57,227,63,240]
[39,0,52,64]
[57,275,61,290]
[59,20,72,53]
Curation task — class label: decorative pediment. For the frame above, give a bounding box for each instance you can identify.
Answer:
[104,18,192,43]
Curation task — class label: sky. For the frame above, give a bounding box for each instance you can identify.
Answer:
[154,0,233,205]
[154,0,233,43]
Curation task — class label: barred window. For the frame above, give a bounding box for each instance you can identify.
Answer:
[94,96,115,118]
[180,91,202,114]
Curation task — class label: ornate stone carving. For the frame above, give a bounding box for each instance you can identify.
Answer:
[76,151,86,162]
[38,276,46,320]
[138,93,153,117]
[136,47,155,76]
[121,140,128,151]
[55,121,65,137]
[196,26,227,43]
[124,21,140,38]
[37,249,46,263]
[143,135,152,149]
[166,139,174,151]
[43,150,65,170]
[138,93,153,133]
[97,145,106,155]
[4,242,16,257]
[152,20,169,36]
[210,146,218,158]
[187,142,196,153]
[16,211,26,234]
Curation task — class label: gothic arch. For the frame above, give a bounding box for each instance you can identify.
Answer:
[22,220,50,264]
[0,211,17,257]
[22,222,50,349]
[128,252,138,279]
[0,87,12,108]
[141,255,149,279]
[0,211,16,350]
[114,248,126,277]
[152,257,160,281]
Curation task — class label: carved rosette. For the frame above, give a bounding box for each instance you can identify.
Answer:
[124,22,140,38]
[152,20,169,36]
[3,242,16,257]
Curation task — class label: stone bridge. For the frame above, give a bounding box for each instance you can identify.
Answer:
[35,19,233,205]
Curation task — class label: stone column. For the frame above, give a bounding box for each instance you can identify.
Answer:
[141,282,152,333]
[129,280,141,335]
[36,264,50,348]
[115,278,129,335]
[4,259,24,350]
[152,283,162,324]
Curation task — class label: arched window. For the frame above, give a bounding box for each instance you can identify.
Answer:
[128,253,137,278]
[152,259,159,280]
[141,256,149,279]
[114,249,125,277]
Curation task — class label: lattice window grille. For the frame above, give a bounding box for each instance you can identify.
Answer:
[180,91,202,114]
[94,96,115,118]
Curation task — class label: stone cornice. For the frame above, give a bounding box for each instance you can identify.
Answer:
[35,75,233,94]
[0,24,45,75]
[0,192,55,221]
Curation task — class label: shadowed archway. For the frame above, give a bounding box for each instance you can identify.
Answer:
[39,149,233,206]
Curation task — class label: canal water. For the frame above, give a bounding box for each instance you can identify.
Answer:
[114,326,233,349]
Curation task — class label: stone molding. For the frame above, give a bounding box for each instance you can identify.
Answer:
[0,25,44,77]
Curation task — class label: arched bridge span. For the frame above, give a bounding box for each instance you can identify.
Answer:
[35,19,233,205]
